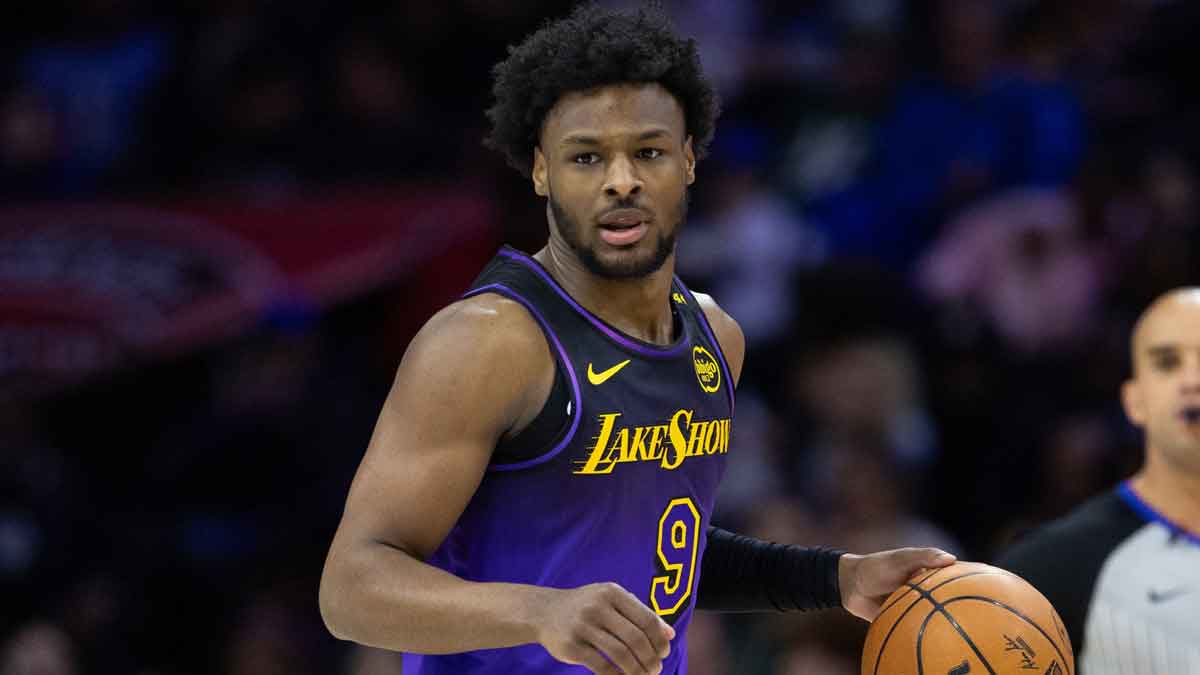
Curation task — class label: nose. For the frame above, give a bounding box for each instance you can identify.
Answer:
[602,154,642,199]
[1182,351,1200,395]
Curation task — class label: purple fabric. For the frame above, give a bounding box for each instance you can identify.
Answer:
[463,283,582,471]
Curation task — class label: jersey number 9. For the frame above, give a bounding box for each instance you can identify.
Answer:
[650,497,700,618]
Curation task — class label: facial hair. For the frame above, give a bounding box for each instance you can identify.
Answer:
[549,192,687,280]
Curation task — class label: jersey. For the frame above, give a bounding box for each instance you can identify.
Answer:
[996,482,1200,674]
[403,246,736,675]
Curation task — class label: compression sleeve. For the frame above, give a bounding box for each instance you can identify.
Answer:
[696,526,845,612]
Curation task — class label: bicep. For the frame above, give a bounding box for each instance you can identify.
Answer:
[333,300,549,559]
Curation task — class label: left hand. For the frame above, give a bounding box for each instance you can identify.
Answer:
[838,547,956,621]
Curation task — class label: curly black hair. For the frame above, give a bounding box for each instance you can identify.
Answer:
[484,2,720,176]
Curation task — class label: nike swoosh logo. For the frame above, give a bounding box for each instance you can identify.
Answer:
[1147,587,1191,603]
[587,359,631,385]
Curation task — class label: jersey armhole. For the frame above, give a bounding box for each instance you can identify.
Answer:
[462,283,582,471]
[493,359,570,465]
[673,278,737,415]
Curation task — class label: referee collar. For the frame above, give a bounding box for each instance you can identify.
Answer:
[1117,481,1200,547]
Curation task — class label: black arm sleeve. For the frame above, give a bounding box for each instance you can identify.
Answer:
[696,526,845,612]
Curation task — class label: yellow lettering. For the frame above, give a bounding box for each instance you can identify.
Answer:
[645,425,667,460]
[662,409,692,470]
[576,413,731,474]
[574,413,622,474]
[609,428,630,463]
[685,420,709,457]
[697,420,713,455]
[628,426,651,462]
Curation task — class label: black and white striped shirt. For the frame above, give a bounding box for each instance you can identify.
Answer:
[997,483,1200,674]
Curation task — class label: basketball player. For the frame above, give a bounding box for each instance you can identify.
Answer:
[998,288,1200,673]
[318,6,954,674]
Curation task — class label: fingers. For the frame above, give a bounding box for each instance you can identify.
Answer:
[609,585,675,658]
[600,606,663,673]
[583,624,656,674]
[559,640,622,675]
[543,583,675,674]
[905,547,956,568]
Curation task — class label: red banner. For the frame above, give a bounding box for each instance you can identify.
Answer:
[0,186,498,397]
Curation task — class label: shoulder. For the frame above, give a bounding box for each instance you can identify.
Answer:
[999,492,1140,571]
[995,491,1141,655]
[411,293,549,362]
[691,291,745,386]
[396,293,555,425]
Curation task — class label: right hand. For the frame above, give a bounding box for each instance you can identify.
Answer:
[534,582,675,674]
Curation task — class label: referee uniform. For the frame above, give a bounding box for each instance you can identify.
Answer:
[996,482,1200,674]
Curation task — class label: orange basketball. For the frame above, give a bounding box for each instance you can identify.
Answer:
[861,561,1074,675]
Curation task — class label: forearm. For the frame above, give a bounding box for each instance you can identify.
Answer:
[697,526,844,612]
[320,539,551,653]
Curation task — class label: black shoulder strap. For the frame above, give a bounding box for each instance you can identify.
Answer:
[465,247,576,466]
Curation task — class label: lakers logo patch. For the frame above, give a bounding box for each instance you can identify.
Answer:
[692,346,720,393]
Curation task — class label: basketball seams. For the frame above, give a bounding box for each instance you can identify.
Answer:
[879,568,946,615]
[940,596,1073,674]
[923,570,1020,596]
[872,591,932,675]
[910,585,998,675]
[870,568,991,675]
[865,564,1073,675]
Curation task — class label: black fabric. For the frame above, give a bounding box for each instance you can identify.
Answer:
[466,246,730,469]
[697,527,844,612]
[494,361,570,464]
[995,491,1144,661]
[466,250,579,466]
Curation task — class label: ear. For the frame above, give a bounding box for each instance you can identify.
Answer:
[1122,379,1147,427]
[683,136,696,185]
[532,147,549,197]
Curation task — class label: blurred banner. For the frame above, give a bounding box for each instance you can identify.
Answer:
[0,186,496,397]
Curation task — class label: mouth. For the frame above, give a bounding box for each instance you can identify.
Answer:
[597,221,648,247]
[597,208,651,247]
[1179,406,1200,425]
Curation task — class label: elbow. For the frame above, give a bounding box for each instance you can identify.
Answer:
[318,556,354,641]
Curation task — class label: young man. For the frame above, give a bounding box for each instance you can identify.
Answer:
[319,6,954,674]
[998,288,1200,673]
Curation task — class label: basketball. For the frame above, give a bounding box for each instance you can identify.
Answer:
[862,562,1075,675]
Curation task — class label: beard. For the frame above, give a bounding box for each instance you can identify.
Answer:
[549,191,687,280]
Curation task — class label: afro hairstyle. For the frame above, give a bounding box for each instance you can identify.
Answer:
[484,2,720,176]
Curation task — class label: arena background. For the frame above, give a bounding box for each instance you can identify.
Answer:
[1,1,1196,673]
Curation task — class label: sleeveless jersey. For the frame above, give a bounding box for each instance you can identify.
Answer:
[403,246,736,675]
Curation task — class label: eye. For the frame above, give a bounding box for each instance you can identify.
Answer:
[572,152,601,165]
[1153,353,1180,371]
[637,148,663,160]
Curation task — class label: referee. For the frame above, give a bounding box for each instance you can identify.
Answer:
[997,288,1200,674]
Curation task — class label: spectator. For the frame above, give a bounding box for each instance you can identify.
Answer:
[0,622,78,675]
[917,187,1104,355]
[16,0,172,195]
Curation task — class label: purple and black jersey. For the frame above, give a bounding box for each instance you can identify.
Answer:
[403,246,735,675]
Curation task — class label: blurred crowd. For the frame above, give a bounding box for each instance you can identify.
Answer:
[2,1,1198,674]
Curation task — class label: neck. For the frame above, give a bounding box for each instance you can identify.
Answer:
[534,239,677,346]
[1129,446,1200,534]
